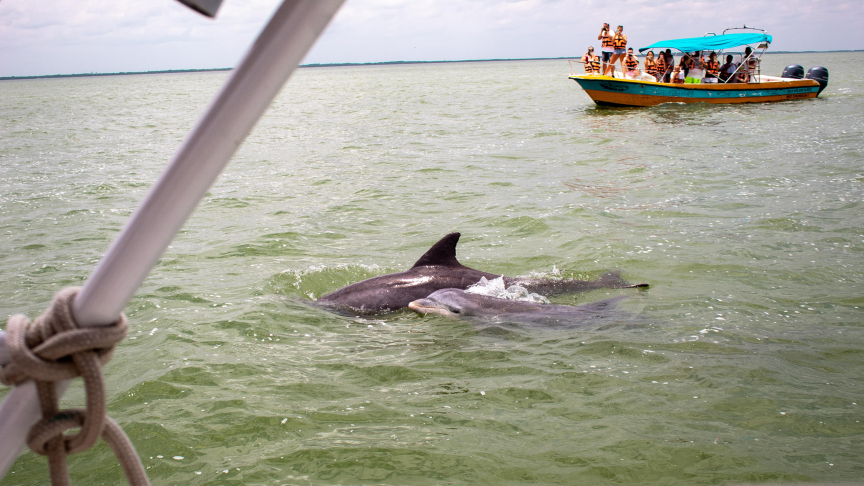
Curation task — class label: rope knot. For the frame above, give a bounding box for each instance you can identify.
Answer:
[1,288,127,387]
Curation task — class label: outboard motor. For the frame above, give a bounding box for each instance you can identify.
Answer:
[781,64,804,79]
[805,66,829,95]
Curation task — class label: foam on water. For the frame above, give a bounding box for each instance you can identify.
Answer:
[466,276,550,303]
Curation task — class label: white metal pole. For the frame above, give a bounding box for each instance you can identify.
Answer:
[0,0,346,477]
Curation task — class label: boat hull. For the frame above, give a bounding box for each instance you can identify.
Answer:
[569,75,820,107]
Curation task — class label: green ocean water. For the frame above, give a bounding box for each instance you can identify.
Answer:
[1,53,863,485]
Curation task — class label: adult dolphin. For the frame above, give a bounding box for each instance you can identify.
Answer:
[315,232,646,312]
[408,289,626,327]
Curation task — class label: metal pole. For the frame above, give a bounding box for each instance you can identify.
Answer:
[0,0,346,477]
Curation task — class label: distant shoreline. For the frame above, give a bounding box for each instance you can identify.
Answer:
[2,50,862,80]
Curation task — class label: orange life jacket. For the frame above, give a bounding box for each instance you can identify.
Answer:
[624,55,638,71]
[644,58,658,76]
[601,32,614,48]
[613,33,627,49]
[583,54,600,74]
[655,56,666,76]
[706,60,720,76]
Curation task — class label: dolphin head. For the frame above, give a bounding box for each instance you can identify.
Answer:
[408,288,479,317]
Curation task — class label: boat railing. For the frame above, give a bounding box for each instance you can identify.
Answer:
[723,24,768,35]
[718,44,766,84]
[568,59,603,77]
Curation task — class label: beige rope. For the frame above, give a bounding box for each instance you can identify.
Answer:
[1,287,150,486]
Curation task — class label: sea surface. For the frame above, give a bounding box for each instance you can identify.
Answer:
[1,53,863,485]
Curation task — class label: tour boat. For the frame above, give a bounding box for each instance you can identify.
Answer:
[568,27,829,107]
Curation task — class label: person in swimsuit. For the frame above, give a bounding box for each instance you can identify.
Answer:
[605,25,627,77]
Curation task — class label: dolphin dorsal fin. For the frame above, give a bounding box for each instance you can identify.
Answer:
[411,232,463,268]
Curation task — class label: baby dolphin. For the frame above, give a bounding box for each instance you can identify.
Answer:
[316,232,647,313]
[408,289,626,327]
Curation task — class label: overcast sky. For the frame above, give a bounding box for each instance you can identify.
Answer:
[2,0,863,77]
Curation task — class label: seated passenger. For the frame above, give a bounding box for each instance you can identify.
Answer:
[581,47,601,75]
[623,47,641,78]
[703,52,720,83]
[672,55,688,83]
[718,54,737,82]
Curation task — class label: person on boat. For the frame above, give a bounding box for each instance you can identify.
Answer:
[581,47,601,75]
[653,51,666,83]
[644,51,660,81]
[623,47,641,79]
[684,51,704,84]
[598,23,614,76]
[718,54,737,82]
[663,50,675,82]
[605,25,627,77]
[703,52,720,83]
[672,55,688,84]
[739,46,759,83]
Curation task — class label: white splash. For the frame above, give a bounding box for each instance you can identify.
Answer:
[466,277,550,304]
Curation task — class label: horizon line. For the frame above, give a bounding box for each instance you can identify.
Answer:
[2,50,861,81]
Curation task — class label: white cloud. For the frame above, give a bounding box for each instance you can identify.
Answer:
[1,0,862,76]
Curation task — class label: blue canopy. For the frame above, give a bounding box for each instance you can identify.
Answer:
[638,33,772,54]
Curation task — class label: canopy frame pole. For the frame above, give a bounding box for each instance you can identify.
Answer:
[0,0,346,478]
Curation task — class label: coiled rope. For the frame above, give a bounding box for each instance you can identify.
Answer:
[0,287,149,486]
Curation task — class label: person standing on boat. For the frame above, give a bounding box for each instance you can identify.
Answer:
[582,47,601,75]
[623,47,641,79]
[644,51,659,81]
[739,46,758,82]
[663,50,675,82]
[653,51,666,83]
[684,51,704,84]
[605,25,627,77]
[703,52,720,83]
[598,23,614,76]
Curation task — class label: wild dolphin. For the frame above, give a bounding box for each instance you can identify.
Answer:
[408,289,626,327]
[316,232,646,312]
